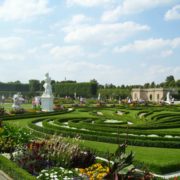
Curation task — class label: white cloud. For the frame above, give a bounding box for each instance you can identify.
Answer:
[0,52,25,61]
[147,65,180,78]
[161,50,173,57]
[0,0,51,21]
[14,28,42,35]
[165,4,180,20]
[114,38,169,53]
[50,45,84,59]
[51,14,92,31]
[27,48,38,54]
[69,14,92,25]
[102,0,174,22]
[0,36,25,62]
[63,21,150,45]
[171,37,180,48]
[114,37,180,56]
[41,43,54,49]
[34,60,128,85]
[66,0,114,7]
[0,37,24,50]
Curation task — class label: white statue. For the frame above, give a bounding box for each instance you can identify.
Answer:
[74,92,77,99]
[12,92,24,109]
[43,73,53,96]
[80,97,83,102]
[98,93,101,101]
[41,73,54,112]
[166,92,170,102]
[128,98,131,104]
[1,95,5,104]
[165,91,172,104]
[35,96,41,106]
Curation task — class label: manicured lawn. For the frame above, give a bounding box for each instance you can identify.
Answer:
[81,140,180,174]
[2,103,32,111]
[2,106,180,174]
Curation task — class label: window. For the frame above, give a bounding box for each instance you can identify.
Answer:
[134,93,137,99]
[149,94,152,101]
[157,94,159,100]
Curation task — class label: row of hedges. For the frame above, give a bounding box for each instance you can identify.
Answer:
[0,155,35,180]
[54,82,98,98]
[1,109,73,121]
[29,118,180,148]
[56,116,180,136]
[55,118,180,142]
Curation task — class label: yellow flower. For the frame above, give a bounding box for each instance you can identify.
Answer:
[78,163,109,179]
[79,168,84,174]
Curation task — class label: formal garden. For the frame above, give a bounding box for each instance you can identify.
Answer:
[0,101,180,180]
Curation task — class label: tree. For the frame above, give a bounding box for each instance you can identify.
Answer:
[150,81,155,88]
[90,79,98,84]
[144,83,150,88]
[176,80,180,88]
[121,85,125,89]
[165,75,175,87]
[29,80,40,92]
[166,75,175,83]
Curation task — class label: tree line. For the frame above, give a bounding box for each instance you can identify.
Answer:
[0,75,179,98]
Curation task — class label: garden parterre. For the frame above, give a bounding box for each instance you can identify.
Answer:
[1,104,180,179]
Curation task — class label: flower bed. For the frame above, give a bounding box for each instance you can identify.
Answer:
[0,125,154,180]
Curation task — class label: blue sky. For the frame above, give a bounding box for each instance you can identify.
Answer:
[0,0,179,85]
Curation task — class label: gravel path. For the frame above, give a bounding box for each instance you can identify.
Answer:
[0,171,12,180]
[154,171,180,179]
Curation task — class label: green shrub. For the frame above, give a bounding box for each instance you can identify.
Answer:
[14,141,49,175]
[14,136,95,175]
[0,106,6,115]
[0,155,35,180]
[0,124,32,153]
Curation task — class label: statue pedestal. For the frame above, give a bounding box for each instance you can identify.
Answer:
[41,95,54,112]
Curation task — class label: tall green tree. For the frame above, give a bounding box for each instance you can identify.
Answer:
[29,79,40,92]
[165,75,175,87]
[166,75,175,82]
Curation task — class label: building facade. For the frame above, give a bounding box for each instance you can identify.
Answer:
[131,88,170,102]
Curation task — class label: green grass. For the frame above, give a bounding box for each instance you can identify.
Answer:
[0,155,35,180]
[2,105,180,174]
[81,140,180,174]
[81,139,180,164]
[2,103,32,112]
[4,119,180,174]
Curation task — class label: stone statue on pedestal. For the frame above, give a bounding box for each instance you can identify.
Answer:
[74,92,77,99]
[165,91,172,104]
[12,92,24,109]
[98,93,101,101]
[41,73,54,112]
[43,73,53,96]
[166,92,170,102]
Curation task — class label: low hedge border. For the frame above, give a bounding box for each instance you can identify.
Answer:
[29,118,180,148]
[0,155,36,180]
[54,117,180,137]
[1,109,74,121]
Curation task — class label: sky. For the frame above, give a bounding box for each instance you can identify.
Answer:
[0,0,179,85]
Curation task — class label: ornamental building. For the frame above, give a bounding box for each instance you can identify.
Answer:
[131,88,172,102]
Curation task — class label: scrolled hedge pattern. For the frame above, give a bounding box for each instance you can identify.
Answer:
[26,106,180,148]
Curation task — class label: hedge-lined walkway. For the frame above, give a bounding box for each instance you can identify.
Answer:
[0,170,12,180]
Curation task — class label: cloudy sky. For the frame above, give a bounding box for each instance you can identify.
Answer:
[0,0,179,85]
